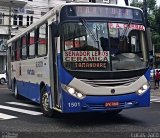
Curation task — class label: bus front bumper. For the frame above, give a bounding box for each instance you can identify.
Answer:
[61,89,150,113]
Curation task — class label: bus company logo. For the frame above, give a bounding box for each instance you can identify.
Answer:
[36,61,43,68]
[27,69,35,75]
[111,89,115,94]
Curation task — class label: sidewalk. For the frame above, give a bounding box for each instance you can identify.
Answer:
[151,88,160,96]
[150,80,160,96]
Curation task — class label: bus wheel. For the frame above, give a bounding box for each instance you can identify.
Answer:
[14,82,20,99]
[106,109,122,115]
[40,87,54,117]
[0,78,5,84]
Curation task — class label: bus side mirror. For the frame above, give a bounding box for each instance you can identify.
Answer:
[52,22,59,37]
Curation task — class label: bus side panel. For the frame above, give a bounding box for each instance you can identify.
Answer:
[12,56,50,103]
[17,80,41,103]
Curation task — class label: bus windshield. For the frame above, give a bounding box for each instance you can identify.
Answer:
[62,21,147,71]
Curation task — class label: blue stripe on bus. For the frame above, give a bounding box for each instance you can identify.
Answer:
[144,68,150,81]
[16,81,51,104]
[16,80,150,113]
[57,54,74,84]
[16,61,150,113]
[17,81,41,103]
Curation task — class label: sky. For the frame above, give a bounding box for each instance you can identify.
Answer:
[157,0,160,5]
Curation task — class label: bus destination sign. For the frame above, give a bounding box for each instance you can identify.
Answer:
[66,6,142,21]
[63,51,109,69]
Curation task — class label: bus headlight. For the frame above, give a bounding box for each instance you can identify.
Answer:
[136,83,150,95]
[61,84,85,99]
[68,87,75,94]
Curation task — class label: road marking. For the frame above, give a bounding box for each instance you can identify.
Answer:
[150,100,160,103]
[0,105,42,115]
[154,101,160,102]
[0,113,17,120]
[150,96,160,103]
[0,87,8,89]
[150,99,160,102]
[5,102,40,108]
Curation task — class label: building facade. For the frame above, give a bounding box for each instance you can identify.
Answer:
[0,0,53,72]
[0,5,9,72]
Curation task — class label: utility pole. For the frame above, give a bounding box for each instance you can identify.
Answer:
[133,0,135,5]
[143,0,149,26]
[8,6,11,39]
[143,0,154,69]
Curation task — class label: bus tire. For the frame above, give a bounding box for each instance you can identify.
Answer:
[14,81,20,99]
[106,109,122,115]
[0,78,5,84]
[40,87,54,117]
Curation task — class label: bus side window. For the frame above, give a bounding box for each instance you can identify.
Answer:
[28,31,36,58]
[16,39,21,61]
[11,42,15,61]
[37,23,47,56]
[14,41,17,61]
[21,35,27,60]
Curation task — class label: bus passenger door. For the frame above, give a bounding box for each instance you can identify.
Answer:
[49,23,60,109]
[7,46,12,89]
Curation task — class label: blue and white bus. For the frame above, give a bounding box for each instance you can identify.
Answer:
[7,2,150,117]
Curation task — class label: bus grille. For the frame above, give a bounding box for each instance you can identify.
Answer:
[80,76,140,87]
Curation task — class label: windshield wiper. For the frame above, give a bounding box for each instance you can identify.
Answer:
[80,17,100,50]
[119,20,132,41]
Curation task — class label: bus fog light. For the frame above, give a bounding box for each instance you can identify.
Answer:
[77,93,83,98]
[137,89,144,95]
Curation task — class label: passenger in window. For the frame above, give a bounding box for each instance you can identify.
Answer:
[100,37,108,51]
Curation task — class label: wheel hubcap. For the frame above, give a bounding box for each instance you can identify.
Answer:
[1,79,4,84]
[42,92,49,111]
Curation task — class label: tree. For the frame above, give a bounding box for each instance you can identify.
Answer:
[131,0,160,52]
[130,0,156,11]
[155,7,160,34]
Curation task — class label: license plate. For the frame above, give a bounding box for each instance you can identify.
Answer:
[105,102,119,107]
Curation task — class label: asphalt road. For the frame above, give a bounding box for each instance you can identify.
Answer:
[0,85,160,138]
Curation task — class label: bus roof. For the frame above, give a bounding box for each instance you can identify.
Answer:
[7,2,142,46]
